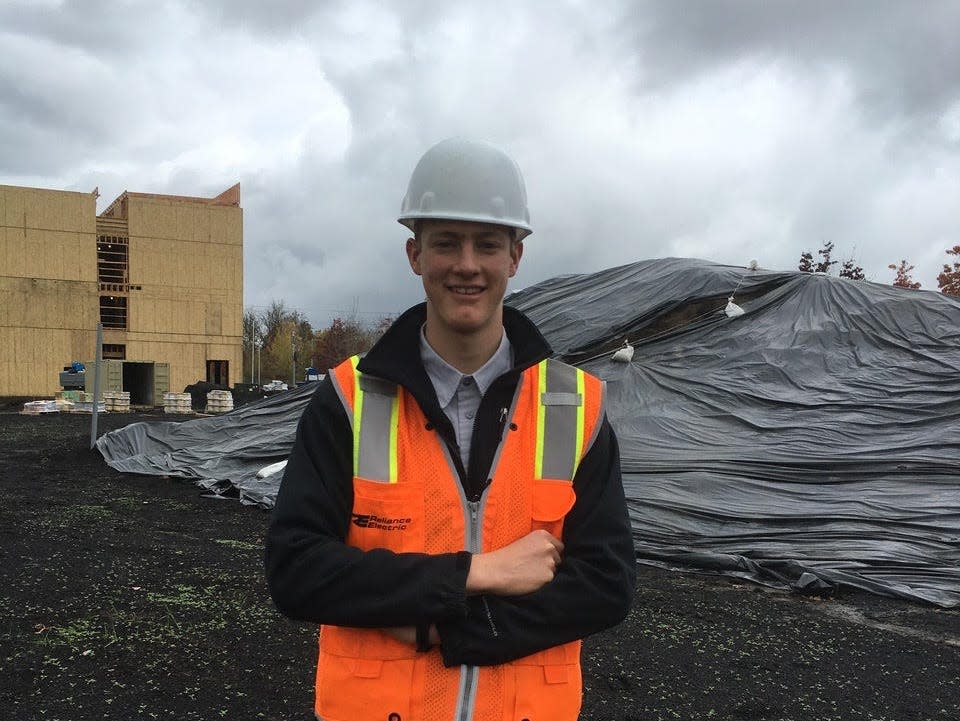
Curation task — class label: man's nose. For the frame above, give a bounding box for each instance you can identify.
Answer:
[453,243,480,273]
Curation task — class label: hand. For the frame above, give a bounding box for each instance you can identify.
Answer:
[466,530,564,596]
[381,625,440,646]
[381,626,416,645]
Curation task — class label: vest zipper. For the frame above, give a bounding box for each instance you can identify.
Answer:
[456,499,484,721]
[468,500,481,548]
[454,384,522,721]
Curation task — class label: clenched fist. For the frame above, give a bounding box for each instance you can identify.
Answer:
[466,530,564,596]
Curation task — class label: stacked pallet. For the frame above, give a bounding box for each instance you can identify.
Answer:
[70,401,106,413]
[205,389,234,413]
[55,390,92,410]
[103,391,131,413]
[163,392,193,414]
[56,390,89,403]
[21,400,60,415]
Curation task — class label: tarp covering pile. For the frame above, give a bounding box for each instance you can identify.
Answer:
[97,258,960,606]
[97,382,318,508]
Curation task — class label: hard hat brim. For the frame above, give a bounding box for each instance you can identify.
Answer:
[398,213,532,240]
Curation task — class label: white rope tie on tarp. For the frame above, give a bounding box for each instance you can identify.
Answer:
[611,338,635,363]
[256,459,288,479]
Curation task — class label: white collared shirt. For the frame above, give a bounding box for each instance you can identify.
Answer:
[419,327,513,468]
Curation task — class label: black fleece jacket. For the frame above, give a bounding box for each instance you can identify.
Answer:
[264,303,636,667]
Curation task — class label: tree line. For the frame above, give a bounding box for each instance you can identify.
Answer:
[797,241,960,295]
[242,301,392,385]
[241,242,960,385]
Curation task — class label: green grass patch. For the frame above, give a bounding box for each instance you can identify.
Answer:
[213,539,261,551]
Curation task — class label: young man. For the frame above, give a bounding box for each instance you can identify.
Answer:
[265,138,636,721]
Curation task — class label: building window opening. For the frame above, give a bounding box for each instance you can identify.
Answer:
[97,235,129,292]
[100,295,127,329]
[102,344,126,360]
[206,360,229,386]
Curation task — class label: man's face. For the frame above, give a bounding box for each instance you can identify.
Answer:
[406,220,523,340]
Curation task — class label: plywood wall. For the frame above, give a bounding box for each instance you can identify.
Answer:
[123,194,243,387]
[1,185,97,281]
[0,184,243,399]
[0,186,99,396]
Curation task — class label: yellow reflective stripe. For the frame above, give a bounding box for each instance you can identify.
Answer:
[574,368,585,476]
[350,355,362,478]
[388,392,399,483]
[536,359,589,480]
[535,359,548,480]
[351,356,400,484]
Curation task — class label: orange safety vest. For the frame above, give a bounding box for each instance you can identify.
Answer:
[317,355,605,721]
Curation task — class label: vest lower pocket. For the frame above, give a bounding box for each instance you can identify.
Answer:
[316,652,416,721]
[348,477,425,553]
[530,479,576,538]
[510,641,582,721]
[317,627,419,721]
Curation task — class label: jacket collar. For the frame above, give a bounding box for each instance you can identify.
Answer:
[357,302,552,400]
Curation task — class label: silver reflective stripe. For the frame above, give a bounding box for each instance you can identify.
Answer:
[582,380,607,457]
[540,391,582,406]
[359,374,398,397]
[329,368,354,428]
[356,374,398,482]
[540,359,583,480]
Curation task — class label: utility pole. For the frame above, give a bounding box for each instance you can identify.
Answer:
[291,331,296,387]
[249,332,254,384]
[89,322,103,449]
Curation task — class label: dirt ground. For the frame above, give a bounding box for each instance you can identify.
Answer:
[2,410,959,721]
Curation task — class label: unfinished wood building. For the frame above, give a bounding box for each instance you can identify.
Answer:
[0,183,243,402]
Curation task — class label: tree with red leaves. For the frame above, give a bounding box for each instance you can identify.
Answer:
[312,315,394,370]
[937,246,960,296]
[888,260,921,290]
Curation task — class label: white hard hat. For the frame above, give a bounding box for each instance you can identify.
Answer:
[398,137,532,240]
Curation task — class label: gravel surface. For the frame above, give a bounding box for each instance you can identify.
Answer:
[2,411,958,720]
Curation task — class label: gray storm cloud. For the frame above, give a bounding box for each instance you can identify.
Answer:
[1,0,958,326]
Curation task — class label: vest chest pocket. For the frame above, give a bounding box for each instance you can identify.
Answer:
[348,478,425,553]
[530,479,576,538]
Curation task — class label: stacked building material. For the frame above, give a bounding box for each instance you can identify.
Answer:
[69,400,105,413]
[21,400,60,415]
[103,391,131,413]
[55,390,92,410]
[163,392,193,414]
[205,389,234,413]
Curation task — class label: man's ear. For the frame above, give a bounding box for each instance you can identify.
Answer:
[406,237,422,275]
[508,240,524,277]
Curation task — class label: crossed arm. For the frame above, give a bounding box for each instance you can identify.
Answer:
[265,379,635,665]
[385,529,565,645]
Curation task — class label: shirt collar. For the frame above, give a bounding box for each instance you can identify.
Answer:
[419,326,514,408]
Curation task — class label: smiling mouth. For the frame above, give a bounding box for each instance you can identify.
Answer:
[449,286,484,295]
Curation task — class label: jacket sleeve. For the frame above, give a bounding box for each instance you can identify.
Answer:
[264,377,470,627]
[435,417,636,666]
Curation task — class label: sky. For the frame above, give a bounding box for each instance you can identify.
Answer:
[2,0,959,328]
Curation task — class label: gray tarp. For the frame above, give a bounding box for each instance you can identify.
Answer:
[97,258,960,606]
[96,381,318,508]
